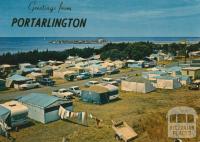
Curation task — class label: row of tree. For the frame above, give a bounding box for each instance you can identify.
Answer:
[0,48,98,65]
[0,42,199,65]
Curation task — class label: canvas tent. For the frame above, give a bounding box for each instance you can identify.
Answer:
[113,60,125,69]
[154,76,181,89]
[26,72,43,81]
[81,84,119,104]
[1,101,29,127]
[121,77,155,93]
[18,93,73,124]
[53,70,77,80]
[85,64,107,74]
[41,66,53,76]
[6,74,30,89]
[142,71,168,81]
[165,66,182,77]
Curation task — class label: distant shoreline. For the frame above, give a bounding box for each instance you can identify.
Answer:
[0,37,199,54]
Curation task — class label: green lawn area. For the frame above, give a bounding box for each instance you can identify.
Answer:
[0,87,200,142]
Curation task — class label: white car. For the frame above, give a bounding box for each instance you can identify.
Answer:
[102,78,119,86]
[68,86,81,97]
[52,88,73,99]
[19,80,40,90]
[84,81,99,87]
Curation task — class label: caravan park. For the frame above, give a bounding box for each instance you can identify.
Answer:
[0,41,200,142]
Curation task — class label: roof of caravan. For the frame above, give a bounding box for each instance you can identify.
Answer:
[1,101,28,115]
[82,85,109,94]
[18,93,60,108]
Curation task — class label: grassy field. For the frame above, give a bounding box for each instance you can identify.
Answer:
[0,87,200,142]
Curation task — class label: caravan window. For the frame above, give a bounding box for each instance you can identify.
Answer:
[187,114,194,123]
[177,114,186,123]
[170,114,176,123]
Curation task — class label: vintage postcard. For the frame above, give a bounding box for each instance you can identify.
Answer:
[0,0,200,142]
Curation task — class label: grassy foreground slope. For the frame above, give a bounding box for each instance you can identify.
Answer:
[0,87,200,142]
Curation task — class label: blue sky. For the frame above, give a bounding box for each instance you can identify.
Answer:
[0,0,200,37]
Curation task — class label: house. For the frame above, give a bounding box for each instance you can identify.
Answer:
[181,67,200,80]
[154,76,181,89]
[18,93,73,124]
[6,74,30,89]
[81,84,119,104]
[1,101,29,127]
[0,79,6,91]
[121,77,155,93]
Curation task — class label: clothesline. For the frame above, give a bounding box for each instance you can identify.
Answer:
[58,106,88,125]
[58,106,102,127]
[0,119,10,136]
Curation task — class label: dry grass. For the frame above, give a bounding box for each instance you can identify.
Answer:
[0,87,200,142]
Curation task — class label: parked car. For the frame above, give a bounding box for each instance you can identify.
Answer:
[76,72,91,80]
[19,80,40,90]
[68,86,81,97]
[120,76,128,80]
[92,71,105,77]
[188,83,199,90]
[52,88,73,99]
[106,69,120,75]
[38,78,55,86]
[84,81,99,87]
[102,78,119,86]
[115,79,122,84]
